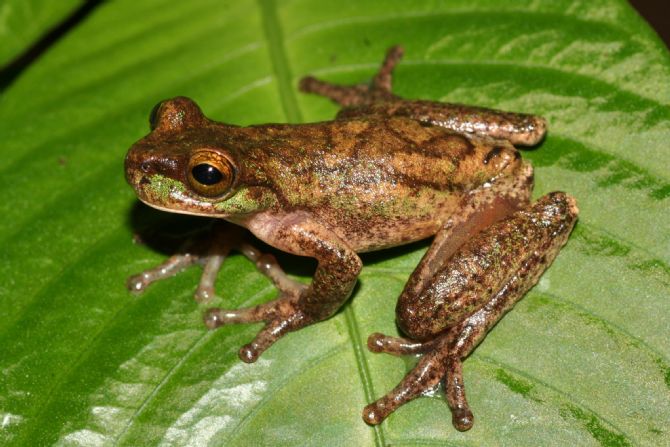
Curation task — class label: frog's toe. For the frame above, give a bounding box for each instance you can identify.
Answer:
[363,345,448,425]
[126,273,150,294]
[204,294,309,362]
[194,285,216,302]
[127,252,200,295]
[362,401,389,425]
[203,308,225,329]
[237,310,304,362]
[367,332,438,356]
[203,303,267,328]
[252,252,307,295]
[452,408,474,432]
[364,333,477,430]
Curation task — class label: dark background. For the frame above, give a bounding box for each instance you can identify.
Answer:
[630,0,670,47]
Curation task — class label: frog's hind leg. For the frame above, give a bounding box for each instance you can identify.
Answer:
[364,193,578,430]
[299,45,403,107]
[301,46,547,146]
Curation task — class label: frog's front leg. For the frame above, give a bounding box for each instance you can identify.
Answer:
[127,221,300,302]
[205,212,362,363]
[364,192,578,430]
[300,45,546,146]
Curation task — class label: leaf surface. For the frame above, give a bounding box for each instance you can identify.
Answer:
[0,0,83,66]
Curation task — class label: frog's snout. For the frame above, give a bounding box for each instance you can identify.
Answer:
[124,144,148,187]
[125,143,174,185]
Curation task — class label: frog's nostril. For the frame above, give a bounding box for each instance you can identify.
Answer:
[140,161,151,173]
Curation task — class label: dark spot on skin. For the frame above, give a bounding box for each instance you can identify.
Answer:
[462,138,476,156]
[419,120,433,128]
[140,176,150,186]
[483,147,503,165]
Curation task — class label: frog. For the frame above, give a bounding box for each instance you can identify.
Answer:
[124,46,578,431]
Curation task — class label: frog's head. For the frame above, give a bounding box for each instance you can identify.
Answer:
[125,97,275,219]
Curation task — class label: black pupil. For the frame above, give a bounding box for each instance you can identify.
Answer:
[192,163,223,185]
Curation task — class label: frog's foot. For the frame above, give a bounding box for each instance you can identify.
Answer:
[363,331,474,431]
[204,282,309,363]
[299,45,403,107]
[127,222,295,302]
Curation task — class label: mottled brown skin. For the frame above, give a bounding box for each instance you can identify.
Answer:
[125,46,578,430]
[365,192,578,429]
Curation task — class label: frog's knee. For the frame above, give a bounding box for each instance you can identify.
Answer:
[395,298,439,341]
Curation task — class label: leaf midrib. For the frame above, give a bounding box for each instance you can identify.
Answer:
[257,1,384,445]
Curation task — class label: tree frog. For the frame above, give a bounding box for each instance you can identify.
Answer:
[125,46,578,431]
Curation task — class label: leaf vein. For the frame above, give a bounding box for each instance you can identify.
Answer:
[474,355,637,446]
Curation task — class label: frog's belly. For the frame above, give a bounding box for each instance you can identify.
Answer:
[352,218,442,252]
[322,213,443,253]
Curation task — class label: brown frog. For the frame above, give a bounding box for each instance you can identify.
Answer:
[124,46,578,431]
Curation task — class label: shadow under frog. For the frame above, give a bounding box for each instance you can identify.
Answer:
[124,46,578,431]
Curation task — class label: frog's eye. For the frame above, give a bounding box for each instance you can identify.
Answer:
[149,97,206,132]
[187,150,235,197]
[149,101,162,130]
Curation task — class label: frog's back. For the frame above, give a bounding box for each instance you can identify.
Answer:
[245,117,518,251]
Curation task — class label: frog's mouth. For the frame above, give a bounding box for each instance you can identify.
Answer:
[134,172,218,216]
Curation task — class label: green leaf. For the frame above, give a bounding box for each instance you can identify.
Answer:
[0,0,84,67]
[1,0,668,445]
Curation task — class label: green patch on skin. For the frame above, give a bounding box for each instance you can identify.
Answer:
[494,368,539,402]
[472,170,489,185]
[215,188,276,214]
[560,405,631,447]
[148,174,186,202]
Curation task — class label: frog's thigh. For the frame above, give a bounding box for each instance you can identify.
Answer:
[367,193,577,429]
[396,198,521,340]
